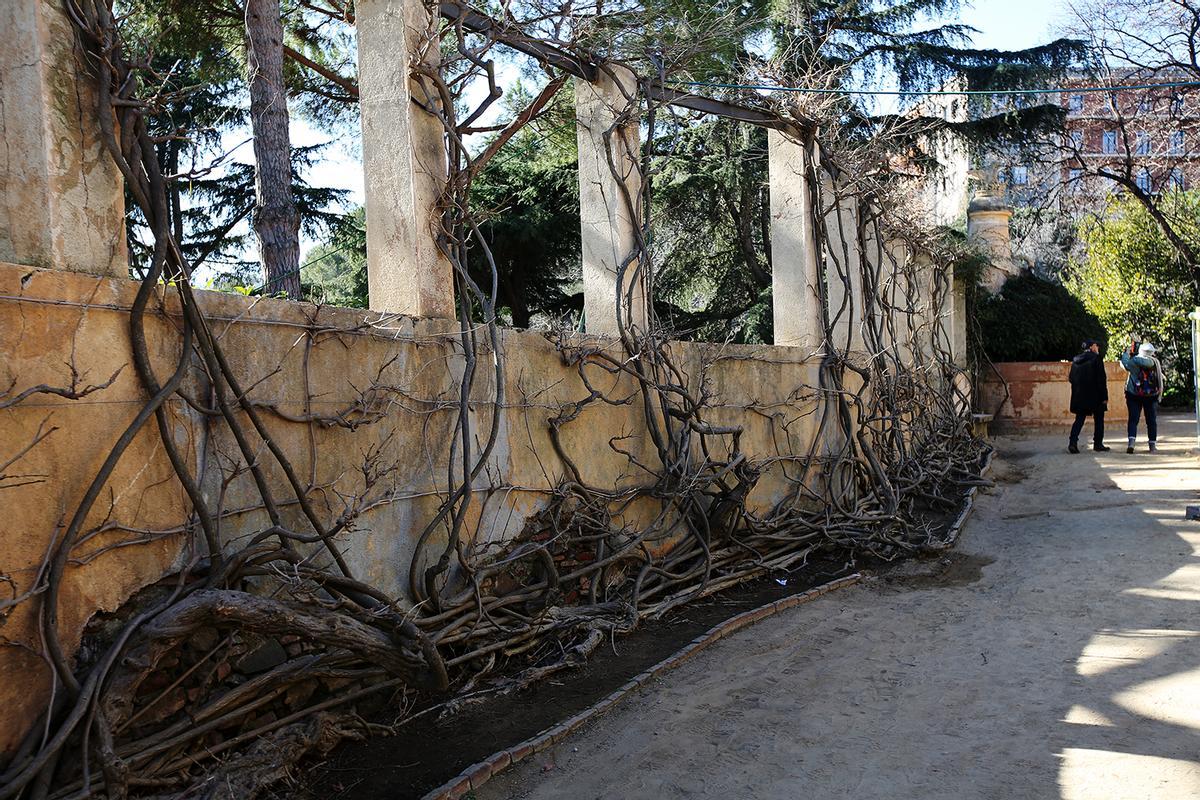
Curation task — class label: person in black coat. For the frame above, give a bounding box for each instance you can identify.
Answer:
[1068,339,1110,453]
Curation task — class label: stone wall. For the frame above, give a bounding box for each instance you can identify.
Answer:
[980,361,1129,429]
[0,260,833,753]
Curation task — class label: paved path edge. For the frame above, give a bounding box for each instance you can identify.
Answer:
[421,445,994,800]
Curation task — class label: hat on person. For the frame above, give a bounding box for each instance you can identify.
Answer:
[1139,342,1157,357]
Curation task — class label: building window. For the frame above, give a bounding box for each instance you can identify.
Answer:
[1135,167,1153,194]
[1068,168,1084,193]
[1138,96,1153,113]
[1068,93,1084,113]
[1070,130,1084,150]
[1011,165,1029,185]
[1171,93,1185,115]
[1170,131,1186,155]
[1168,168,1186,191]
[1102,130,1118,154]
[1135,131,1151,155]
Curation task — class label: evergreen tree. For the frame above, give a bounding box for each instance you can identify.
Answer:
[304,207,368,306]
[634,0,1087,342]
[120,0,355,290]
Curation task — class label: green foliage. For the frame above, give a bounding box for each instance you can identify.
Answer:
[775,1,1084,95]
[768,1,1084,156]
[305,156,583,322]
[304,208,367,307]
[301,83,585,320]
[466,95,582,327]
[652,120,773,343]
[120,0,353,283]
[606,0,1083,340]
[975,273,1107,362]
[1067,191,1200,403]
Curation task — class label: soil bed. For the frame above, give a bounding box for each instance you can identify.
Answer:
[295,467,984,800]
[311,548,974,798]
[297,554,854,800]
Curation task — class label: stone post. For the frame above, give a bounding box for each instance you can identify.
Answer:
[909,250,937,363]
[575,66,646,336]
[0,0,126,276]
[966,189,1016,294]
[768,130,823,350]
[951,275,969,367]
[357,0,455,318]
[823,176,866,354]
[884,239,914,362]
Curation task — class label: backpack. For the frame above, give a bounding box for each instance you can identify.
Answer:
[1130,362,1160,397]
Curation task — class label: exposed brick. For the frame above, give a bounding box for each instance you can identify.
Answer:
[507,740,536,764]
[467,760,494,790]
[422,772,471,800]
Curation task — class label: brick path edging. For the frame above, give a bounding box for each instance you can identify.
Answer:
[421,446,995,800]
[420,573,862,800]
[927,445,995,553]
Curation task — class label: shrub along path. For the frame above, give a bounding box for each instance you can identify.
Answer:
[478,414,1200,800]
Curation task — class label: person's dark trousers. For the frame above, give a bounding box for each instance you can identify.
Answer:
[1126,393,1159,442]
[1070,411,1105,447]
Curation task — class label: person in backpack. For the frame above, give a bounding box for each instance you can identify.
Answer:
[1120,338,1165,453]
[1068,338,1110,453]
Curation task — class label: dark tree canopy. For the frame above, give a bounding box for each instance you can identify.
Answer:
[976,273,1108,363]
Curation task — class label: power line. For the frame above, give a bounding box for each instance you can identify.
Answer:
[669,79,1200,97]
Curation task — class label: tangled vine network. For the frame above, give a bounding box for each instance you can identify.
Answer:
[0,1,988,797]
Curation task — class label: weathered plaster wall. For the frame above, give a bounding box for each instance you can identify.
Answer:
[0,261,830,753]
[980,361,1128,429]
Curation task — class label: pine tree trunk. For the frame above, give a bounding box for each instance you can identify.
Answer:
[245,0,302,298]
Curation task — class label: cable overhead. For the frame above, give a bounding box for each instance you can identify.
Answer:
[669,79,1200,97]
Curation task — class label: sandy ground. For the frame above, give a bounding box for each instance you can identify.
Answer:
[477,414,1200,800]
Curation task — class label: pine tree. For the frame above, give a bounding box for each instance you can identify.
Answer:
[245,0,304,297]
[634,0,1087,342]
[120,0,355,292]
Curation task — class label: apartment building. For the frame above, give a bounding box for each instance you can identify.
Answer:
[1004,71,1199,207]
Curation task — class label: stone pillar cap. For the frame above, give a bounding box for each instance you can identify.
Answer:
[967,194,1011,214]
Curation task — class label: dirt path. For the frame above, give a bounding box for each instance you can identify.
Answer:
[478,414,1200,800]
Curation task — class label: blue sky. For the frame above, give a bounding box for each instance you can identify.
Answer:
[958,0,1067,51]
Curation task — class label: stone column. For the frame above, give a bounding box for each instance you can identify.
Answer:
[967,190,1016,294]
[883,239,913,362]
[909,250,937,363]
[575,66,646,336]
[822,175,866,354]
[357,0,455,318]
[767,130,823,350]
[860,209,892,355]
[951,275,969,367]
[0,0,126,276]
